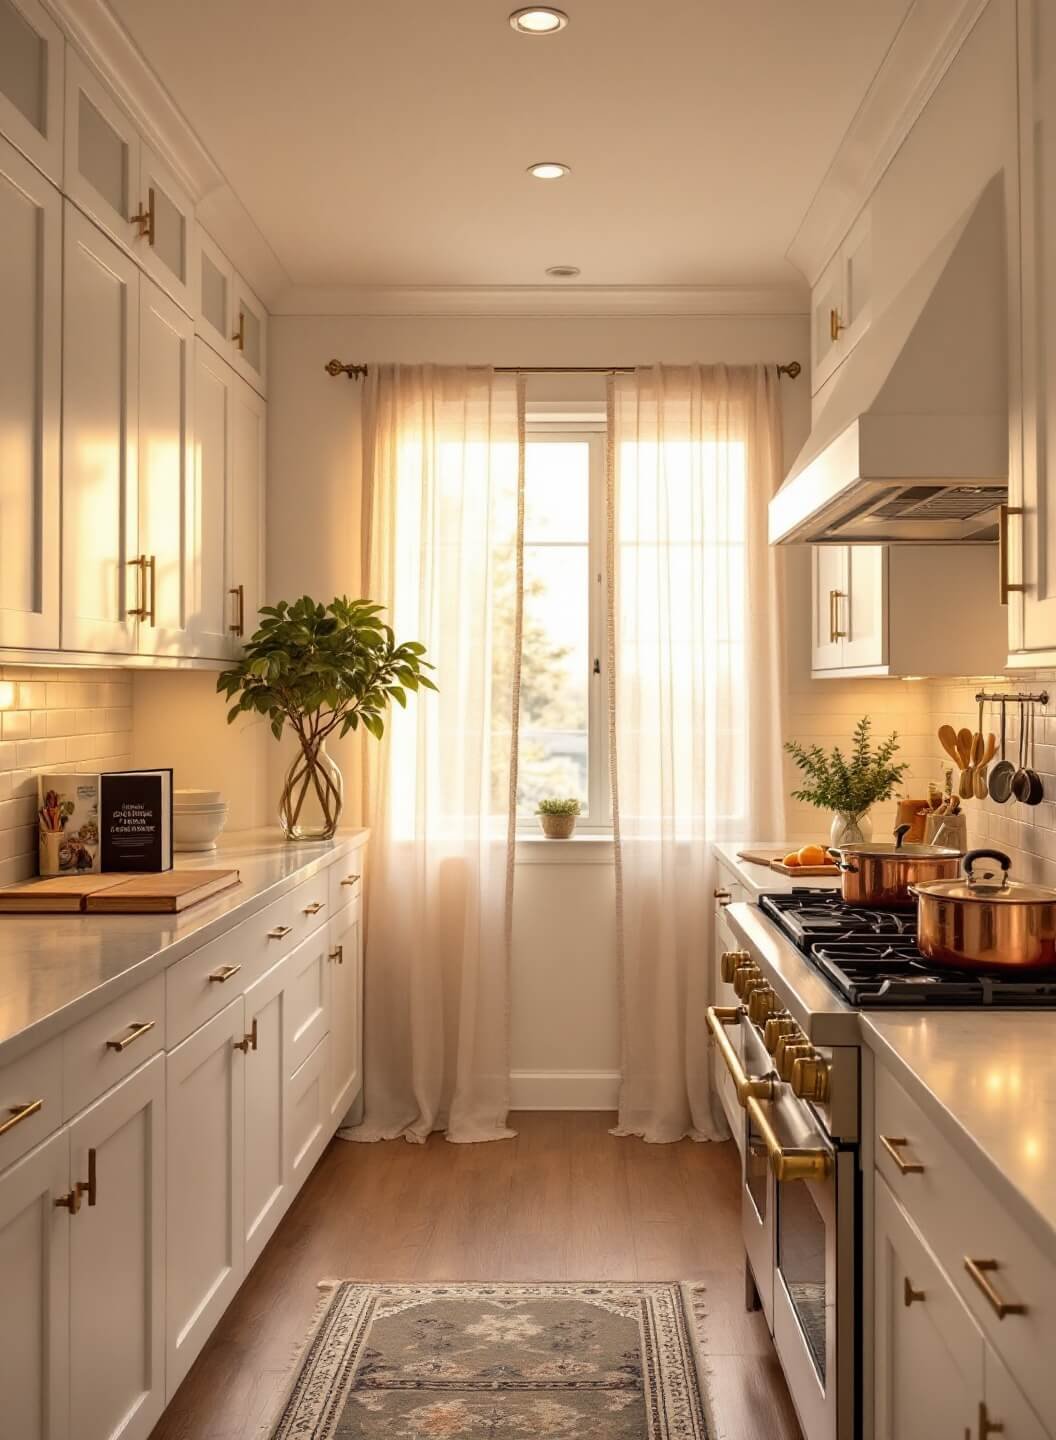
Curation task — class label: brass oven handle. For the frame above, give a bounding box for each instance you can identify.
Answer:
[999,504,1024,606]
[130,186,156,246]
[229,583,245,637]
[745,1095,833,1183]
[232,309,246,351]
[0,1099,42,1137]
[128,555,147,618]
[879,1134,925,1174]
[705,1006,776,1107]
[964,1257,1026,1319]
[329,944,344,965]
[75,1147,97,1207]
[234,1019,258,1054]
[208,964,242,984]
[105,1020,156,1053]
[303,901,325,915]
[267,925,292,940]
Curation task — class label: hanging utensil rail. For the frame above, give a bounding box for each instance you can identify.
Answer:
[974,691,1049,706]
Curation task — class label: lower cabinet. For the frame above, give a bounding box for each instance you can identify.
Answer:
[328,898,363,1125]
[243,959,289,1270]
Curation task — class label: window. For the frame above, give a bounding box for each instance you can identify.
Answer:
[517,417,609,829]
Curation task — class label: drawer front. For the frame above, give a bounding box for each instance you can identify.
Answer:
[328,853,363,915]
[285,928,332,1077]
[166,871,330,1046]
[875,1064,1056,1431]
[0,1036,62,1169]
[62,973,165,1119]
[286,1034,330,1188]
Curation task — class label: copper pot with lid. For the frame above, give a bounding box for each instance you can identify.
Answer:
[912,848,1056,972]
[828,824,963,907]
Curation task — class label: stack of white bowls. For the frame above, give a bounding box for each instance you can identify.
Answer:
[173,788,229,853]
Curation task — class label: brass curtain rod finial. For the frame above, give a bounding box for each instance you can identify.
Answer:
[776,360,801,378]
[325,359,370,380]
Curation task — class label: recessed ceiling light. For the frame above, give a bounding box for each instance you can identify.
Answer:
[528,162,570,180]
[509,7,568,34]
[546,265,580,278]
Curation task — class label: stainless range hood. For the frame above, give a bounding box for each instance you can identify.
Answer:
[770,176,1009,545]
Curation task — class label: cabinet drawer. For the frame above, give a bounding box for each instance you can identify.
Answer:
[328,854,363,914]
[286,1034,329,1188]
[875,1063,1056,1432]
[285,928,331,1077]
[0,1035,62,1169]
[166,871,329,1046]
[62,973,165,1118]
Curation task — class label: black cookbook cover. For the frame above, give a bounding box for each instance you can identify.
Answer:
[100,769,173,872]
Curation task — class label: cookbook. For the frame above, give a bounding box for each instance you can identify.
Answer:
[99,769,174,872]
[37,774,102,875]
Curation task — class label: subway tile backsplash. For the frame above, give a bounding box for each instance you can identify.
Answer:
[0,666,133,888]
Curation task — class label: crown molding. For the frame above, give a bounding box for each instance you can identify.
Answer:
[42,0,291,306]
[786,0,990,286]
[271,283,809,319]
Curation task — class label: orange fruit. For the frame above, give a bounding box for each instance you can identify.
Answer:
[782,852,801,867]
[797,844,828,867]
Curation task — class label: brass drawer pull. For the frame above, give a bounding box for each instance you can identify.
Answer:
[208,964,242,984]
[55,1187,81,1214]
[75,1147,97,1207]
[234,1019,258,1054]
[705,1005,776,1108]
[267,925,292,940]
[879,1134,924,1174]
[303,901,325,915]
[340,874,360,888]
[964,1258,1026,1319]
[105,1020,156,1053]
[904,1276,925,1307]
[329,945,344,965]
[0,1099,43,1137]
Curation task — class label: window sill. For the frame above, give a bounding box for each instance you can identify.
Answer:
[515,834,615,865]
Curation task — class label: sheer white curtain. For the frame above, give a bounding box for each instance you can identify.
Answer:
[608,364,786,1143]
[344,364,524,1144]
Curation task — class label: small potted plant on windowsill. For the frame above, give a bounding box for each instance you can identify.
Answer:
[536,797,582,839]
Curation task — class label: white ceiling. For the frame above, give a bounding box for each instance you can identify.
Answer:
[109,0,913,289]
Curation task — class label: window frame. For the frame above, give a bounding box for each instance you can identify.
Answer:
[518,415,612,834]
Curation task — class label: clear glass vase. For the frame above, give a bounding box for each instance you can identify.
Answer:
[279,741,343,841]
[829,809,873,848]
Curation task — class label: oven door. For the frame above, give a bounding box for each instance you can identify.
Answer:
[742,1086,775,1326]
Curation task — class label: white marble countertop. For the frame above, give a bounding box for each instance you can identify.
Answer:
[0,828,368,1067]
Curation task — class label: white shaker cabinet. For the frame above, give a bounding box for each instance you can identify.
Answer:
[0,0,64,183]
[243,957,289,1270]
[137,142,195,316]
[328,900,364,1126]
[230,271,268,396]
[67,1056,166,1440]
[61,203,140,655]
[165,998,245,1398]
[64,51,140,256]
[811,212,872,396]
[810,545,886,673]
[227,371,266,651]
[0,135,62,650]
[0,1128,70,1440]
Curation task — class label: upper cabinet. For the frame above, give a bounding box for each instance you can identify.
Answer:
[811,212,872,395]
[0,0,63,183]
[194,229,268,397]
[138,142,195,314]
[231,272,267,394]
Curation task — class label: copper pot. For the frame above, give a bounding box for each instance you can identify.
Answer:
[912,848,1056,972]
[829,824,963,907]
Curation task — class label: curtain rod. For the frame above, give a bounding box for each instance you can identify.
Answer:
[324,359,802,380]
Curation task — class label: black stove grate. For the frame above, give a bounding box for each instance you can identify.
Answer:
[759,888,1056,1008]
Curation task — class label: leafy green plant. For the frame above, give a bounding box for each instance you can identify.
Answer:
[536,797,582,817]
[785,716,907,815]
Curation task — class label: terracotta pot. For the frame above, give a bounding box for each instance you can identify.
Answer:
[539,813,577,839]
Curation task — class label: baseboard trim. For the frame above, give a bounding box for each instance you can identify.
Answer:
[509,1069,621,1110]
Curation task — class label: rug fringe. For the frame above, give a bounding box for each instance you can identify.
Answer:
[253,1280,343,1440]
[681,1282,723,1440]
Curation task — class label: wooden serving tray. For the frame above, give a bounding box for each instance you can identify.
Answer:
[0,869,240,914]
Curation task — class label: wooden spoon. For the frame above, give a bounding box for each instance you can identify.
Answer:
[938,725,962,766]
[957,727,974,768]
[974,733,998,799]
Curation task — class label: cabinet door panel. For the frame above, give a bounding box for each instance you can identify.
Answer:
[137,143,194,315]
[984,1342,1048,1440]
[138,278,193,656]
[226,374,265,655]
[811,546,846,671]
[0,1128,69,1440]
[64,51,139,252]
[194,229,235,362]
[286,1035,329,1190]
[286,927,331,1078]
[842,545,887,669]
[166,998,245,1398]
[61,203,139,654]
[328,902,362,1126]
[189,340,233,658]
[68,1054,165,1440]
[230,272,267,395]
[244,958,289,1269]
[811,251,843,393]
[842,212,872,350]
[0,0,63,182]
[0,135,61,648]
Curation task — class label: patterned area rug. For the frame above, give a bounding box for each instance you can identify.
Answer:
[268,1281,712,1438]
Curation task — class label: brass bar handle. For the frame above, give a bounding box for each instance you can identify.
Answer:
[714,888,731,908]
[0,1099,43,1137]
[105,1020,156,1053]
[832,589,846,640]
[830,307,844,343]
[128,555,147,618]
[979,1401,1005,1439]
[879,1134,925,1175]
[329,944,344,965]
[903,1276,925,1307]
[829,588,836,644]
[964,1257,1027,1319]
[130,187,155,245]
[999,505,1025,606]
[55,1187,81,1214]
[75,1147,97,1207]
[705,1005,776,1107]
[229,583,245,637]
[208,964,242,984]
[232,310,245,351]
[267,925,292,941]
[145,555,156,626]
[303,901,325,915]
[234,1019,258,1054]
[340,874,361,889]
[745,1094,833,1183]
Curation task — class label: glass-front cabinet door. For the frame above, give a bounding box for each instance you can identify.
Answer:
[64,48,140,253]
[231,271,267,396]
[195,228,235,358]
[137,143,195,315]
[0,0,63,182]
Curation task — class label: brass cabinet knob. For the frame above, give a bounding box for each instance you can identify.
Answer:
[791,1054,830,1103]
[747,986,780,1024]
[764,1016,797,1054]
[720,949,750,984]
[903,1276,926,1308]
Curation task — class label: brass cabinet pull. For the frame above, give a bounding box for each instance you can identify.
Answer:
[208,964,241,984]
[144,555,156,626]
[75,1147,97,1207]
[130,186,156,245]
[999,504,1025,606]
[964,1258,1026,1319]
[55,1187,81,1214]
[128,554,148,618]
[829,306,844,342]
[879,1134,925,1174]
[714,888,731,908]
[234,1019,258,1054]
[831,589,846,640]
[745,1094,833,1183]
[340,874,361,889]
[705,1005,776,1108]
[232,310,245,351]
[0,1098,42,1137]
[303,901,325,915]
[329,945,344,965]
[267,925,292,940]
[229,583,245,637]
[903,1276,925,1307]
[105,1020,156,1053]
[978,1402,1005,1438]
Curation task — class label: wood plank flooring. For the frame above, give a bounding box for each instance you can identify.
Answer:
[149,1112,802,1440]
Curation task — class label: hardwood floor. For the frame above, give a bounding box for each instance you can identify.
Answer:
[149,1112,802,1440]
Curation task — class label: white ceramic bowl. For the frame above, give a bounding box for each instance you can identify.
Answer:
[174,787,223,809]
[173,803,228,852]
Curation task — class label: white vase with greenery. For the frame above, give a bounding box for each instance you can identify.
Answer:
[785,717,907,850]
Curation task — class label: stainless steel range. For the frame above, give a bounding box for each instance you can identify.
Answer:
[712,885,1056,1440]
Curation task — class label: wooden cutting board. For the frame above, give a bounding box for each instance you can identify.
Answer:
[0,874,130,913]
[85,870,241,912]
[770,860,841,876]
[736,849,787,868]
